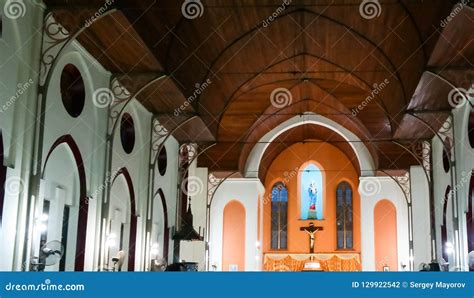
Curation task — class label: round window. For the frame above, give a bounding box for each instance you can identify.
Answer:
[120,113,135,154]
[158,146,167,176]
[60,64,85,118]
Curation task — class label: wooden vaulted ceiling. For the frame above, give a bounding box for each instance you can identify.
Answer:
[45,0,473,178]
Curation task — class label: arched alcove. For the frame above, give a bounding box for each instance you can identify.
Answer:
[374,199,398,271]
[109,168,137,271]
[222,200,246,271]
[151,188,169,262]
[299,162,324,220]
[42,135,87,271]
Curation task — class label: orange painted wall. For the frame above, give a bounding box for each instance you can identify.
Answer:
[374,200,398,271]
[222,200,246,271]
[263,141,360,254]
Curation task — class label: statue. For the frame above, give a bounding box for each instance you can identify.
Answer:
[308,181,318,219]
[300,222,323,253]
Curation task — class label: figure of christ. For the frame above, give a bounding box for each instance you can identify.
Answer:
[300,222,323,253]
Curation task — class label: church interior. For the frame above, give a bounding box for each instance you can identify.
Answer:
[0,0,473,272]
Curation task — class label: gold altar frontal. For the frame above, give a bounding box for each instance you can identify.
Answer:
[264,253,361,272]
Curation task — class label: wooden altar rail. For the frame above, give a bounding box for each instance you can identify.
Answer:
[264,253,361,272]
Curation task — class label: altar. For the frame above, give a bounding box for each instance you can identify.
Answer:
[263,253,361,272]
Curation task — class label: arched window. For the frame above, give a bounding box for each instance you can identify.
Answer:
[271,182,288,250]
[336,182,353,249]
[300,163,324,220]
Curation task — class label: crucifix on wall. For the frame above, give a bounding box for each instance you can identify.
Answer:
[300,222,323,253]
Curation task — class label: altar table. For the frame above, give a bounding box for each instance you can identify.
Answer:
[264,253,361,272]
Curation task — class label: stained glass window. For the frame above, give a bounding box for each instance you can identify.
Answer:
[271,182,288,250]
[336,182,353,249]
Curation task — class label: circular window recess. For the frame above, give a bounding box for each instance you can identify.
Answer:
[158,146,167,176]
[468,110,474,148]
[442,137,452,173]
[60,64,85,118]
[120,113,135,154]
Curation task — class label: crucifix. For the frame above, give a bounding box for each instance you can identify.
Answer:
[300,222,323,253]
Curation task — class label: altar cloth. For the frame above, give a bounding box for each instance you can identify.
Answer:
[264,253,361,272]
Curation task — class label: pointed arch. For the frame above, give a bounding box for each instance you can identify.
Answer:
[111,167,137,271]
[42,134,87,271]
[157,188,169,261]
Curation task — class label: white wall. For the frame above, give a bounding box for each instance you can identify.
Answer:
[452,103,474,271]
[431,102,474,271]
[0,0,45,271]
[359,176,410,271]
[152,137,179,264]
[410,165,432,269]
[0,0,179,271]
[209,178,264,271]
